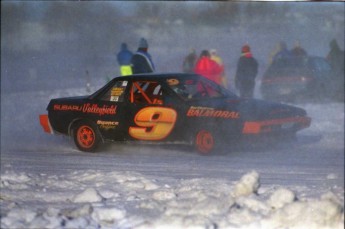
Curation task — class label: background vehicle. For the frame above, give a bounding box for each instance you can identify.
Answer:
[40,73,311,154]
[260,56,335,102]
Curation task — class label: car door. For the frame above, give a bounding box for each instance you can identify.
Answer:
[124,79,181,142]
[92,79,132,141]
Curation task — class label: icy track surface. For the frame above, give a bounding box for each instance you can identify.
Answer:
[1,87,344,229]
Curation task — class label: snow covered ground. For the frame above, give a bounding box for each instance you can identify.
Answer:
[1,85,344,228]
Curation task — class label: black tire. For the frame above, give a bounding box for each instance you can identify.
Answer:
[73,120,101,152]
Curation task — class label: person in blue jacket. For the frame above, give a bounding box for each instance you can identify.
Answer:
[273,41,292,62]
[131,38,155,74]
[117,43,133,76]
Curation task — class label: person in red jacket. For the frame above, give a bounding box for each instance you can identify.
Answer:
[194,50,223,85]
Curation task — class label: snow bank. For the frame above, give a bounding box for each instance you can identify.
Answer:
[233,170,260,197]
[1,170,343,229]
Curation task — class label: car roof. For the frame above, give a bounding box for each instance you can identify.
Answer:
[113,72,198,81]
[89,72,201,100]
[271,56,327,66]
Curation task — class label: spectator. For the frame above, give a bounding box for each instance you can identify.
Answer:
[194,50,223,85]
[210,49,227,88]
[131,38,155,74]
[291,40,307,57]
[273,41,291,62]
[327,39,344,101]
[182,48,197,73]
[117,43,133,76]
[235,45,258,99]
[268,42,281,65]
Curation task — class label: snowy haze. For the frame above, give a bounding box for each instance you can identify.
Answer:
[1,2,344,92]
[1,2,344,229]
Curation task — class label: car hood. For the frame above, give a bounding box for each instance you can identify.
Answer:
[189,97,307,121]
[238,99,307,120]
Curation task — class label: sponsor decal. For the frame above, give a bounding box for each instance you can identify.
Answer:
[110,96,120,102]
[111,87,124,96]
[53,103,117,116]
[97,120,119,130]
[54,104,82,111]
[187,106,240,119]
[110,87,125,102]
[82,103,117,116]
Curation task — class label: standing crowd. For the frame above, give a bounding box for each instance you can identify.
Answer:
[116,38,343,100]
[117,38,155,76]
[180,43,260,99]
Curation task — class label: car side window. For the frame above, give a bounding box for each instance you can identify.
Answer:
[130,81,164,105]
[167,78,225,100]
[100,81,128,102]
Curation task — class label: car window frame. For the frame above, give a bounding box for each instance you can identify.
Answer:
[129,80,165,105]
[89,78,130,102]
[165,76,236,101]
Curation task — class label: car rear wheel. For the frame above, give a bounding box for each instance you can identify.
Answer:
[194,130,215,155]
[73,121,101,152]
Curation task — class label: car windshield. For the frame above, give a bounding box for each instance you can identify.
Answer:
[166,76,234,100]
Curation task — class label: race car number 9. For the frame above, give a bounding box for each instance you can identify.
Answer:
[129,107,177,140]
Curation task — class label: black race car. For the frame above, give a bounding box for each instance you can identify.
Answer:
[40,73,311,154]
[260,56,335,102]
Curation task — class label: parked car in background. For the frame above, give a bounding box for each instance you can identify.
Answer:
[260,56,336,102]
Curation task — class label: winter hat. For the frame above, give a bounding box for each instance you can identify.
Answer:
[200,50,210,58]
[210,49,217,55]
[242,45,251,53]
[139,38,148,49]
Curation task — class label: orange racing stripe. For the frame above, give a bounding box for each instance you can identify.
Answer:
[242,117,311,134]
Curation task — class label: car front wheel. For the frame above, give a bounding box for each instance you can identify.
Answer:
[73,121,101,152]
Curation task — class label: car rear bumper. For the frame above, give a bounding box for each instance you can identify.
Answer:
[39,114,54,134]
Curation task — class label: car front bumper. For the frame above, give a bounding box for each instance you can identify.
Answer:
[242,116,311,134]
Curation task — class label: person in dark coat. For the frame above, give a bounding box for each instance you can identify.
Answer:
[182,48,197,73]
[117,43,133,76]
[327,39,344,101]
[131,38,155,74]
[235,45,258,99]
[291,40,307,57]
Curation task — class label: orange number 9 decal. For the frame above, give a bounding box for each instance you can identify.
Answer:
[129,107,177,140]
